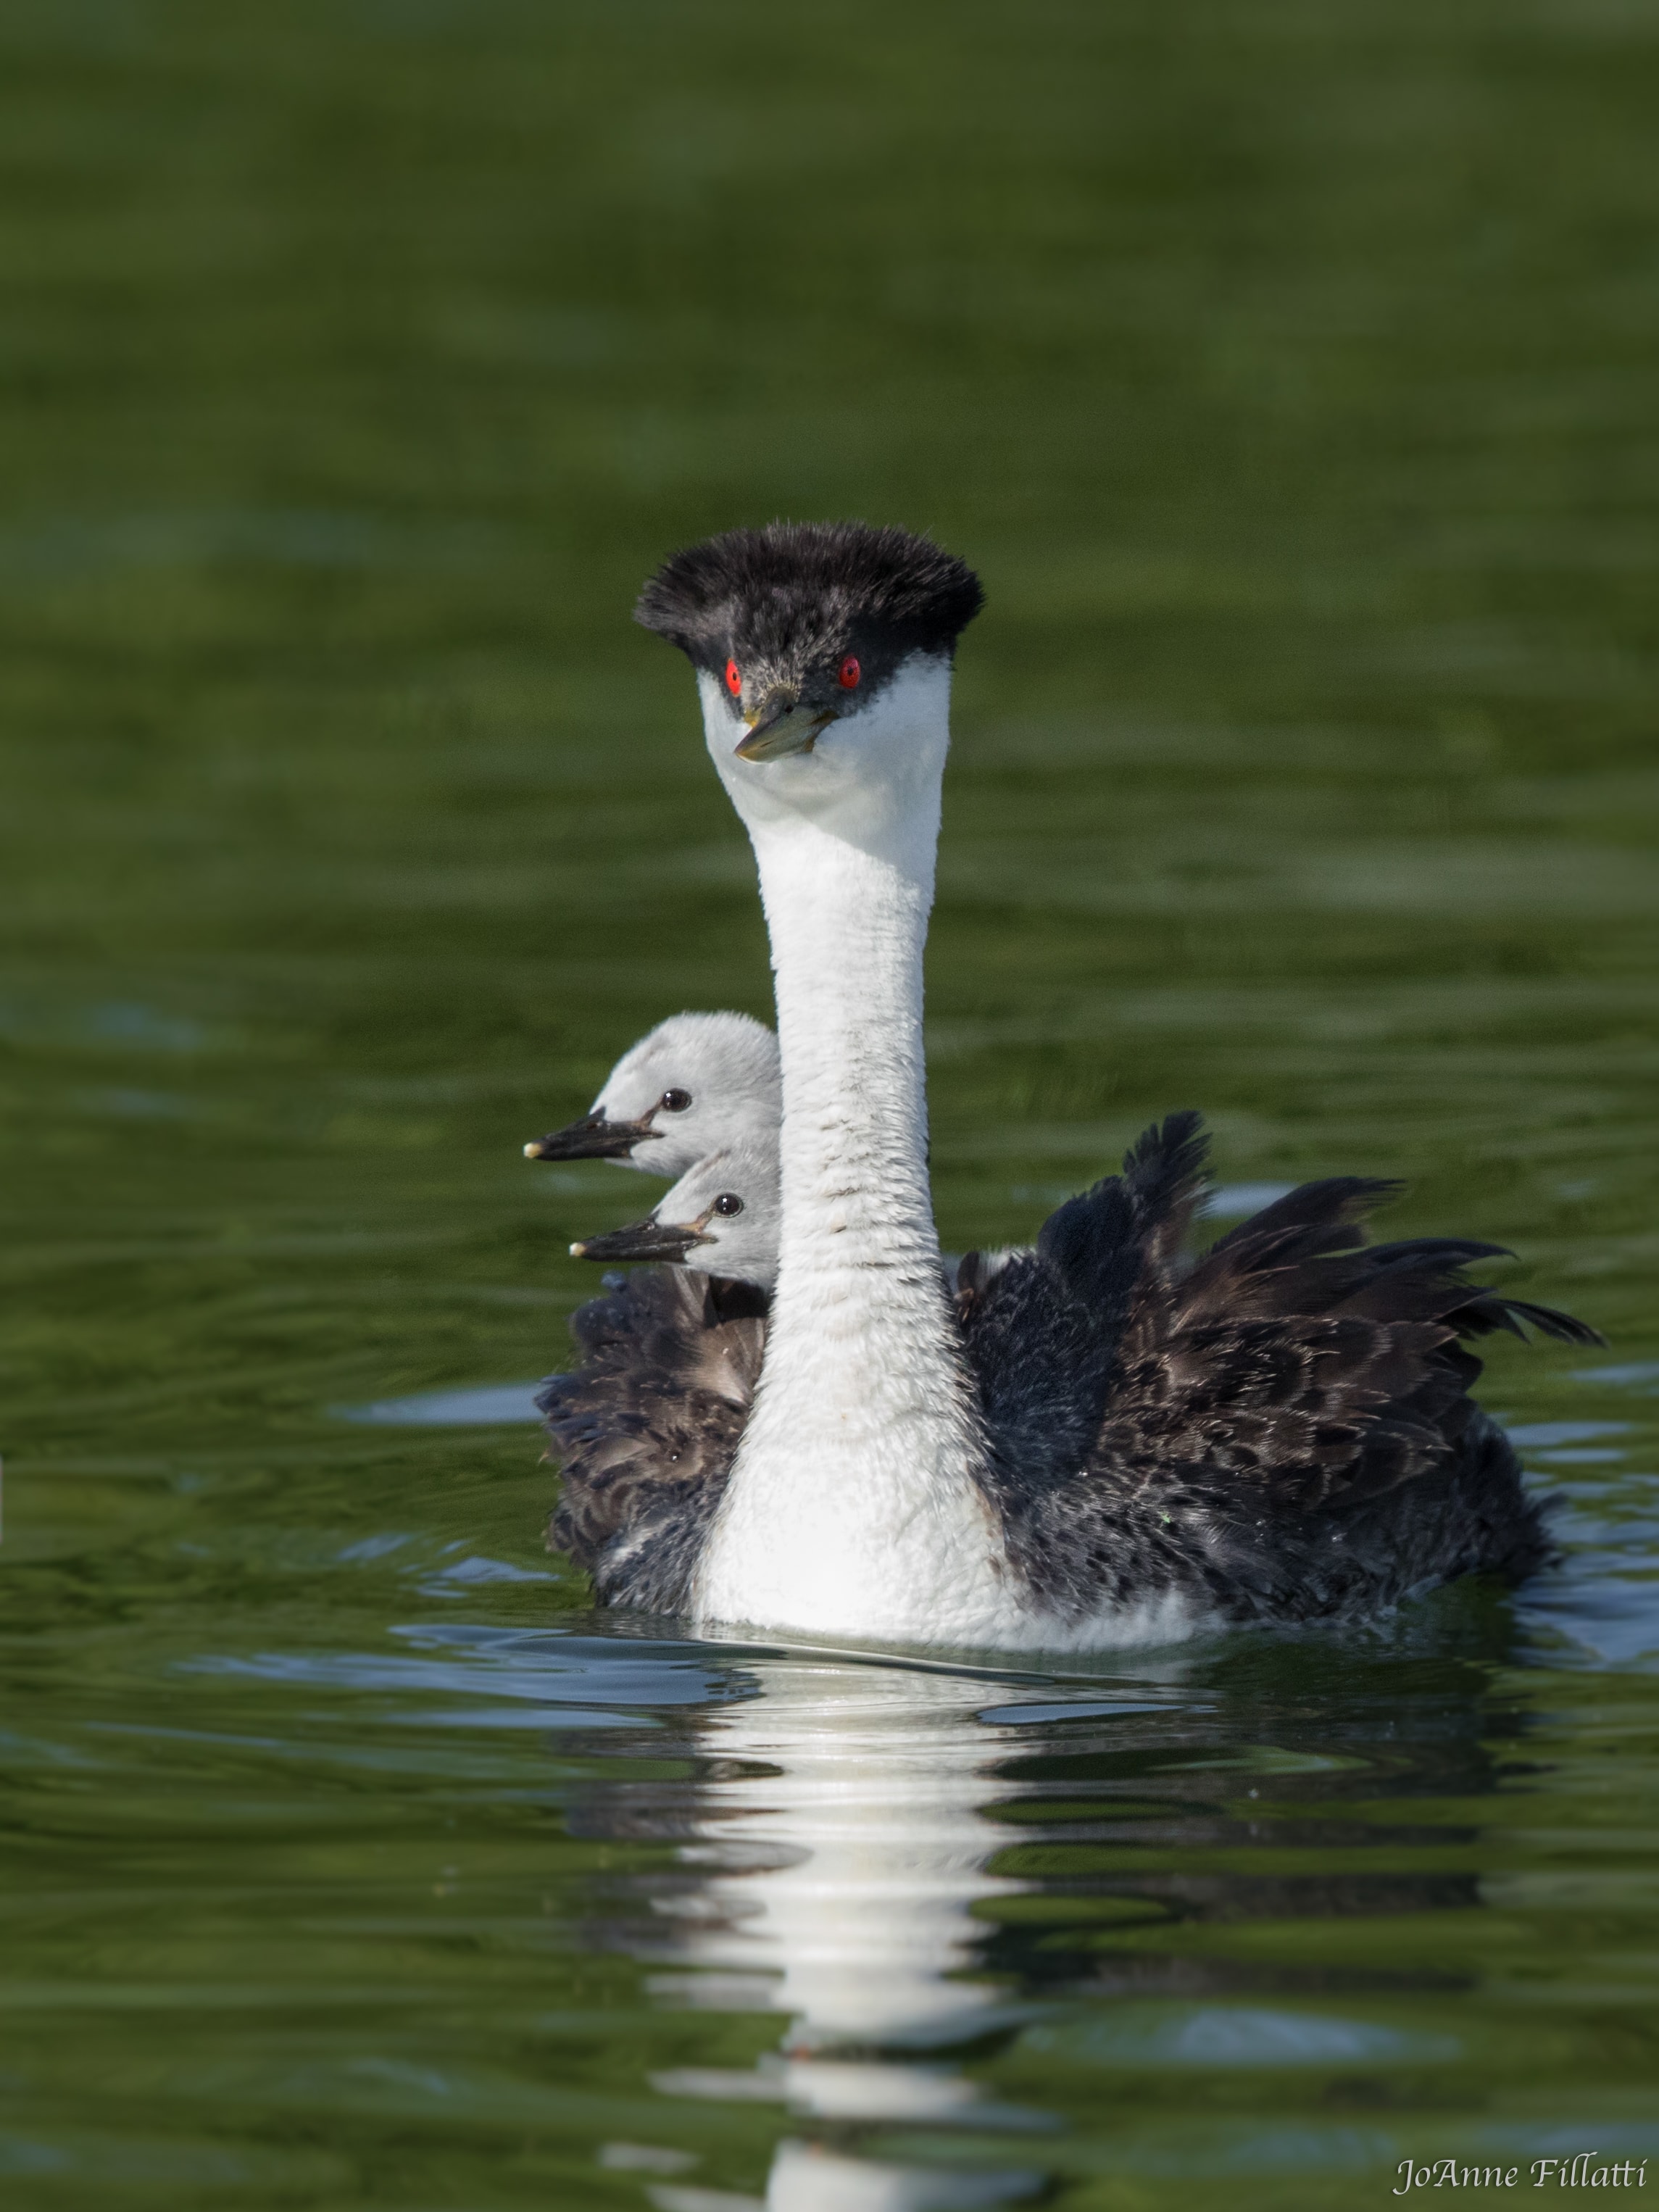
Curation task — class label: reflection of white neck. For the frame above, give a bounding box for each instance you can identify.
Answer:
[652,1660,1020,2046]
[645,1660,1043,2212]
[692,662,1015,1646]
[762,2140,1038,2212]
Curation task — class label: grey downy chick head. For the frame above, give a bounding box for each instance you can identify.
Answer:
[524,1011,779,1180]
[569,1134,781,1291]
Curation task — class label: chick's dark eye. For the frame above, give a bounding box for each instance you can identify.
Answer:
[724,659,741,697]
[660,1088,692,1113]
[712,1193,744,1216]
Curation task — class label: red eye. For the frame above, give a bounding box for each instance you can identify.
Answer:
[725,659,741,697]
[839,655,861,689]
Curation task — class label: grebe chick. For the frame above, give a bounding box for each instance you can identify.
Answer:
[524,1010,778,1179]
[569,1136,781,1292]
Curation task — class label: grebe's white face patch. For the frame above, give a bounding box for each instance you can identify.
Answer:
[699,654,955,870]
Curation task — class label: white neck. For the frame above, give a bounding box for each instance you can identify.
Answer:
[691,660,1013,1643]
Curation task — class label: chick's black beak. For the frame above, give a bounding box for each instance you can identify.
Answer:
[523,1113,660,1162]
[569,1216,711,1265]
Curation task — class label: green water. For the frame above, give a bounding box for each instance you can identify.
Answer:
[2,2,1657,2205]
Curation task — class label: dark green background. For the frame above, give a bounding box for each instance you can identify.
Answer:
[1,3,1655,2206]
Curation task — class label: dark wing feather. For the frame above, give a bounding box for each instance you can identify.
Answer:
[965,1116,1591,1624]
[1038,1106,1211,1298]
[538,1270,765,1611]
[1207,1176,1400,1260]
[1093,1164,1535,1511]
[959,1110,1215,1486]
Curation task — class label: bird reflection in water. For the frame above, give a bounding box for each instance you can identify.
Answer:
[629,1656,1049,2212]
[566,1617,1526,2209]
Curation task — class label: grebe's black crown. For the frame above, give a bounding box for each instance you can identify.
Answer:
[635,520,984,671]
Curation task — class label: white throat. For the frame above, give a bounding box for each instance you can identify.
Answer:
[691,659,1016,1645]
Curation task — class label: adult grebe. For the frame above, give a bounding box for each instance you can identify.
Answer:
[523,1010,778,1178]
[541,522,1597,1650]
